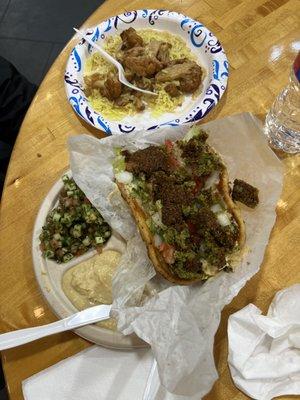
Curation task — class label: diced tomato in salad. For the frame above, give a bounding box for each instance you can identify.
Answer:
[75,248,86,256]
[159,242,175,264]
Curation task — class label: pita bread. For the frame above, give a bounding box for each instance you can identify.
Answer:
[117,143,246,285]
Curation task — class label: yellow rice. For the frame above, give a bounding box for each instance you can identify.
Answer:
[84,29,196,120]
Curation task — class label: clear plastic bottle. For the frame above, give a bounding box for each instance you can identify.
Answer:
[264,52,300,153]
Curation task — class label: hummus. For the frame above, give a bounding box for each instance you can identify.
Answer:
[62,250,121,330]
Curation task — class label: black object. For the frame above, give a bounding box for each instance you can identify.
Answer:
[0,57,36,398]
[0,356,8,398]
[0,56,37,196]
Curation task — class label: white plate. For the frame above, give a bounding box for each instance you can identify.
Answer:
[65,9,228,134]
[32,173,146,349]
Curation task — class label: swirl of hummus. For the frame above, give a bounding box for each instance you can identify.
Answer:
[62,250,121,330]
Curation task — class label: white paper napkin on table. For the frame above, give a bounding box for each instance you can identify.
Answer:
[228,284,300,400]
[22,346,152,400]
[22,345,199,400]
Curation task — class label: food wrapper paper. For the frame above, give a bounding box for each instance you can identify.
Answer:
[68,112,283,398]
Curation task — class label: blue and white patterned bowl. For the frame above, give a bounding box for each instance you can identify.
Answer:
[65,9,229,135]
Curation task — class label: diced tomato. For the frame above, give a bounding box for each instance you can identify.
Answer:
[192,176,203,195]
[75,248,85,256]
[158,242,175,264]
[165,140,173,152]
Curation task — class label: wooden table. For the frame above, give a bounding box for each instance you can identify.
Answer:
[0,0,299,399]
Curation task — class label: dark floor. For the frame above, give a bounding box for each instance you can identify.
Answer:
[0,0,103,85]
[0,2,104,398]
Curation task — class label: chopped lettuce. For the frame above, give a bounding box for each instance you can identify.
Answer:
[113,147,125,173]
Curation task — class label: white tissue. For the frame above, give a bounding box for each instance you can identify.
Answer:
[22,345,202,400]
[68,113,283,398]
[22,346,153,400]
[228,284,300,400]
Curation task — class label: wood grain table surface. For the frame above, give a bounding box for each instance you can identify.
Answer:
[0,0,299,399]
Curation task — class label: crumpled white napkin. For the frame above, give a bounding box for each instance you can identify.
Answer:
[228,284,300,400]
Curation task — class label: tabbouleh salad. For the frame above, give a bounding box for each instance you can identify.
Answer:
[39,175,111,263]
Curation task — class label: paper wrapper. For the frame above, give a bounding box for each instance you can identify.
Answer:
[68,112,283,398]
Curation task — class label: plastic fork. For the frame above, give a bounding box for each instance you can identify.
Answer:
[73,27,157,96]
[0,304,111,350]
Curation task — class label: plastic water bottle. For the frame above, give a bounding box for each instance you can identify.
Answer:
[264,52,300,153]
